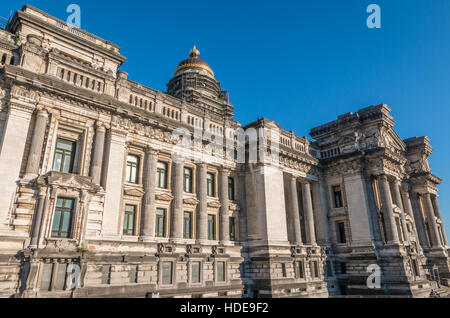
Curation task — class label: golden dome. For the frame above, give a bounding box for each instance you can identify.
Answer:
[174,45,214,77]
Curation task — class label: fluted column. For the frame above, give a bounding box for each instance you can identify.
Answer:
[197,163,208,242]
[431,196,448,245]
[90,123,106,184]
[29,187,47,247]
[171,159,184,241]
[401,185,422,248]
[25,109,48,176]
[302,181,316,245]
[392,179,410,243]
[289,176,302,245]
[377,174,399,244]
[411,193,430,249]
[423,193,442,248]
[219,168,230,243]
[141,147,158,240]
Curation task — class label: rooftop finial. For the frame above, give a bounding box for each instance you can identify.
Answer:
[189,45,200,57]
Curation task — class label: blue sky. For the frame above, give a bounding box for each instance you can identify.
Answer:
[2,1,449,234]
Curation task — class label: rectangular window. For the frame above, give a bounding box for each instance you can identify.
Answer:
[191,262,201,284]
[129,265,138,283]
[229,217,236,241]
[101,265,111,284]
[183,212,192,239]
[333,185,343,208]
[216,261,226,282]
[208,214,216,240]
[228,177,235,200]
[207,172,215,197]
[340,262,346,274]
[326,260,333,277]
[183,167,193,193]
[281,263,287,277]
[411,260,419,277]
[337,222,346,243]
[311,261,319,278]
[53,138,76,173]
[126,155,140,184]
[296,261,305,279]
[123,205,136,236]
[161,261,173,285]
[156,162,168,189]
[155,208,166,237]
[51,197,74,238]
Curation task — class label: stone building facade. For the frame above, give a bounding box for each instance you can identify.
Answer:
[0,5,448,298]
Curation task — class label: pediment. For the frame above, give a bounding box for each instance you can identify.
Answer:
[155,193,174,202]
[44,171,101,193]
[123,186,145,197]
[383,128,406,152]
[183,198,199,206]
[207,200,222,209]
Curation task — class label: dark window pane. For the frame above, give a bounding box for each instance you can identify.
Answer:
[51,198,74,238]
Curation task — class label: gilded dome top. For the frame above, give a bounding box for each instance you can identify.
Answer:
[174,45,214,77]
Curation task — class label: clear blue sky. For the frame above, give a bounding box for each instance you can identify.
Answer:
[2,1,449,234]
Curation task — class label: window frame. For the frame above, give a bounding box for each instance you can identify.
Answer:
[183,167,193,193]
[155,208,167,237]
[125,154,140,184]
[208,214,216,240]
[52,138,76,174]
[51,197,75,238]
[123,204,137,236]
[156,161,168,189]
[206,172,216,197]
[332,185,344,208]
[183,211,193,239]
[228,177,235,201]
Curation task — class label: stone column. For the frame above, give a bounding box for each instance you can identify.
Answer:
[90,123,106,185]
[102,129,127,237]
[219,167,230,243]
[318,177,331,246]
[29,187,47,247]
[197,163,208,242]
[377,174,399,244]
[170,159,184,241]
[141,147,158,240]
[238,172,248,245]
[401,185,421,247]
[423,193,442,248]
[289,176,302,245]
[302,181,316,245]
[411,193,430,249]
[431,196,448,245]
[25,109,48,177]
[392,179,410,243]
[0,100,35,231]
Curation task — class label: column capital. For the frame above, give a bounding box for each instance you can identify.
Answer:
[145,146,159,156]
[35,108,49,117]
[220,166,231,174]
[95,121,107,131]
